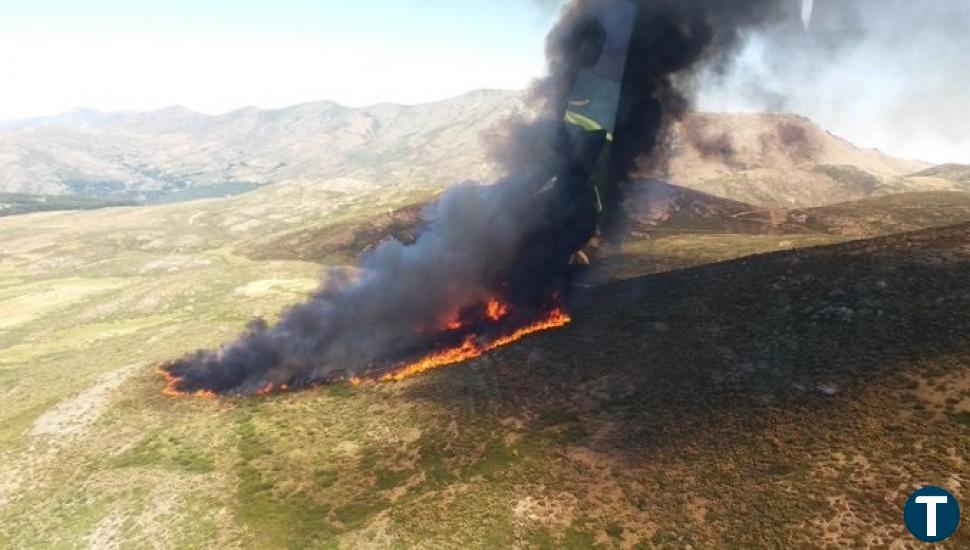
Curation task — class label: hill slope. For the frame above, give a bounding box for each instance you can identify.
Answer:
[905,163,970,193]
[664,112,935,207]
[1,203,967,546]
[237,179,970,286]
[795,191,970,237]
[605,188,970,280]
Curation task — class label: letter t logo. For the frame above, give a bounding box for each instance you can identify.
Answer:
[915,496,949,537]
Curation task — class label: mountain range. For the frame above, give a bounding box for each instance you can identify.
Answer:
[3,89,967,209]
[0,90,521,200]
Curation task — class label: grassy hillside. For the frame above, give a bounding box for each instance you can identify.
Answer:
[1,173,969,547]
[797,191,970,238]
[237,183,970,288]
[602,190,970,281]
[1,191,968,546]
[622,179,788,235]
[620,187,970,241]
[911,163,970,184]
[239,201,430,264]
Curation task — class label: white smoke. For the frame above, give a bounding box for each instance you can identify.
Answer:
[696,0,970,164]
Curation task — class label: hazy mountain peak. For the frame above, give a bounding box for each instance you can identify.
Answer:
[0,89,958,206]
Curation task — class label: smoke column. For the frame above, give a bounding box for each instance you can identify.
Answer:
[163,0,789,395]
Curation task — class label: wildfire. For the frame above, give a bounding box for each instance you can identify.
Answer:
[254,382,293,396]
[160,299,571,397]
[158,366,217,400]
[485,298,510,321]
[381,307,571,382]
[443,297,509,329]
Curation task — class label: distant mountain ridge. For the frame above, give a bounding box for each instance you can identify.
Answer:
[0,90,963,209]
[662,112,942,207]
[0,89,523,199]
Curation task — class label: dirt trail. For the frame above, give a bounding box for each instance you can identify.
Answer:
[0,363,143,509]
[30,363,143,440]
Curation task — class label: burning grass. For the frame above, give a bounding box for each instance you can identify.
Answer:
[159,299,572,397]
[381,306,571,383]
[158,367,217,400]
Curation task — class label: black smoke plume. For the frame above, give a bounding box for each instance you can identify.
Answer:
[162,0,789,395]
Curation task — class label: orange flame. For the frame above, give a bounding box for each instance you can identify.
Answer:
[160,301,571,397]
[485,298,510,321]
[254,382,294,396]
[158,366,217,400]
[381,307,571,382]
[443,297,508,330]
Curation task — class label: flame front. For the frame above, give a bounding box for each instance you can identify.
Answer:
[158,366,217,400]
[485,298,509,321]
[381,307,571,382]
[160,300,571,396]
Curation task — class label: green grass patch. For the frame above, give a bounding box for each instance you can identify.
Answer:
[233,413,339,547]
[315,468,339,489]
[562,526,598,549]
[332,497,386,530]
[110,432,215,474]
[374,467,414,491]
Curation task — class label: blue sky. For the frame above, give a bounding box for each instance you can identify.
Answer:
[0,0,561,120]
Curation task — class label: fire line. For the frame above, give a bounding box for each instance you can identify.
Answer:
[381,307,571,383]
[159,367,217,399]
[159,306,571,397]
